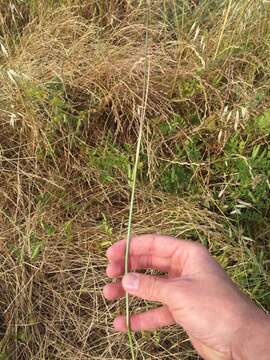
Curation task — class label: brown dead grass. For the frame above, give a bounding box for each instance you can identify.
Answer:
[0,179,231,359]
[0,1,269,359]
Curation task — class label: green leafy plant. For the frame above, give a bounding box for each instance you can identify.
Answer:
[158,114,186,136]
[40,221,56,236]
[87,142,132,184]
[156,135,203,194]
[257,108,270,134]
[30,234,43,261]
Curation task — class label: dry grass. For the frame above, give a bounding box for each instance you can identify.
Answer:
[0,1,269,359]
[0,185,231,359]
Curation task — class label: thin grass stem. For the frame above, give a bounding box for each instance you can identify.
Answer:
[125,1,151,359]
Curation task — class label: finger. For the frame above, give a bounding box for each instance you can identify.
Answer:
[114,306,175,332]
[122,273,171,303]
[103,282,125,300]
[106,255,170,278]
[107,234,194,272]
[106,234,191,262]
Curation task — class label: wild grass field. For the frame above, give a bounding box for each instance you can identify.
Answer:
[0,0,269,359]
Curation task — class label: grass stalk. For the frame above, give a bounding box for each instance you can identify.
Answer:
[125,1,151,359]
[214,0,233,60]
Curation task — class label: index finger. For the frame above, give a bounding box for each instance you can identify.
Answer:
[106,234,191,261]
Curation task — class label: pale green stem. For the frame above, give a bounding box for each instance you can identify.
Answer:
[125,2,151,359]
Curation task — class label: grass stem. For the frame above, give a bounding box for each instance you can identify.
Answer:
[125,1,151,359]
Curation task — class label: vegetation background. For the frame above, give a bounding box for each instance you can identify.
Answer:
[0,0,269,359]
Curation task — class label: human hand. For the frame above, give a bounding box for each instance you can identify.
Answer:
[104,234,270,360]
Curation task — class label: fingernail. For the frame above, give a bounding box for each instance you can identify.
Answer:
[122,273,139,291]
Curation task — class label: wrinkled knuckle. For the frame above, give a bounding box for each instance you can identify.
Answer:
[147,277,159,299]
[191,242,208,257]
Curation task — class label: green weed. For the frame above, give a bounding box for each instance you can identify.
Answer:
[87,141,133,184]
[158,114,186,136]
[257,108,270,134]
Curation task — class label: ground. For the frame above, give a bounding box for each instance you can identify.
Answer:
[0,1,269,359]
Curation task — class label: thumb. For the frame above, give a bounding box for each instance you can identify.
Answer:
[122,273,171,304]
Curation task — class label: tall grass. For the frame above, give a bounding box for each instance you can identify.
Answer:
[125,2,151,358]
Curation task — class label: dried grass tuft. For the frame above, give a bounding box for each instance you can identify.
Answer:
[0,1,269,359]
